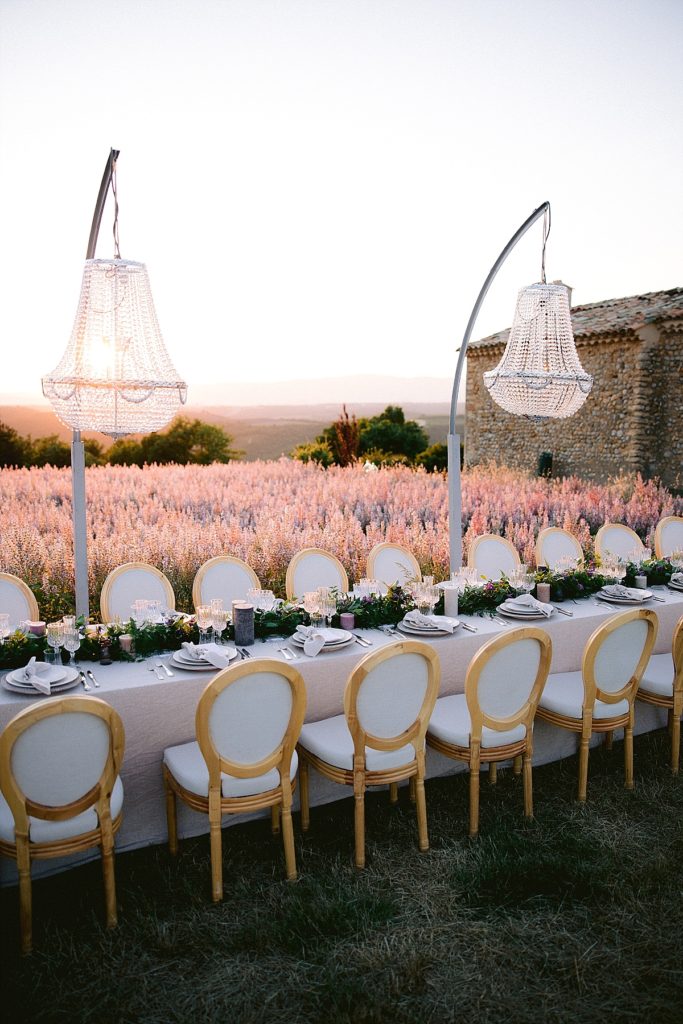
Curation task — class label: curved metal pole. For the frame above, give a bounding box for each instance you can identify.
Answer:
[448,201,550,572]
[72,148,120,619]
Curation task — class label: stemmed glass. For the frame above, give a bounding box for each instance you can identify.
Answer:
[0,613,11,646]
[318,587,337,629]
[196,605,213,645]
[211,599,226,644]
[46,622,64,665]
[603,555,628,584]
[303,591,324,629]
[63,629,81,668]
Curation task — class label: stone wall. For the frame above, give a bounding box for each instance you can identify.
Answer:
[465,326,683,486]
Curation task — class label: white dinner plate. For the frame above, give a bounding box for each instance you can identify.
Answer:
[170,649,238,670]
[596,590,652,604]
[498,604,553,620]
[3,666,80,695]
[290,630,354,650]
[667,581,683,592]
[397,620,456,637]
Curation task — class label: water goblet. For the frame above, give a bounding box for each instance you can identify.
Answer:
[212,608,228,644]
[62,614,76,631]
[0,613,11,646]
[63,629,81,667]
[196,605,213,645]
[303,591,324,629]
[261,590,276,612]
[46,622,64,666]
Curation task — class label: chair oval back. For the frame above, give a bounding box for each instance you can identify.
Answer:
[654,516,683,559]
[467,534,521,581]
[192,556,260,611]
[197,659,306,779]
[344,641,440,752]
[594,523,645,562]
[0,573,39,627]
[584,609,657,702]
[285,548,349,601]
[535,528,584,570]
[466,628,552,733]
[0,697,124,826]
[673,616,683,692]
[366,543,421,589]
[100,562,176,622]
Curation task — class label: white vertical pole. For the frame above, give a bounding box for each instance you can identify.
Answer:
[447,433,462,572]
[71,429,89,620]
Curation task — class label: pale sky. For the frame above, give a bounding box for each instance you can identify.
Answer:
[1,0,681,406]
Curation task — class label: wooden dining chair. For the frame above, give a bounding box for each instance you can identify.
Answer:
[100,562,176,622]
[192,555,260,611]
[285,548,349,600]
[297,641,440,868]
[594,523,645,562]
[0,573,39,628]
[637,615,683,774]
[535,527,584,570]
[536,608,658,801]
[426,627,552,837]
[653,516,683,559]
[163,658,306,901]
[0,696,125,954]
[467,534,521,581]
[366,543,421,589]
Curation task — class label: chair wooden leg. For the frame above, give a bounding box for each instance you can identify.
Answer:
[208,789,223,902]
[488,762,497,785]
[100,809,118,928]
[624,712,634,790]
[271,805,281,835]
[512,754,522,776]
[281,794,297,881]
[578,737,590,803]
[672,704,681,776]
[353,760,366,869]
[409,776,416,803]
[469,743,481,838]
[16,834,32,956]
[389,782,399,804]
[523,753,533,820]
[164,770,179,856]
[604,730,613,751]
[299,756,310,832]
[415,757,429,852]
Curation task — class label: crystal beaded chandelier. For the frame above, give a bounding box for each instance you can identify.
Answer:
[42,153,187,438]
[483,208,592,420]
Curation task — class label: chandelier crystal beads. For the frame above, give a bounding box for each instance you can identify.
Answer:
[483,282,592,419]
[42,258,187,438]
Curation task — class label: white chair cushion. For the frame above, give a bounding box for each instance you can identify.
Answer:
[427,694,526,749]
[638,653,675,699]
[298,715,416,772]
[0,776,124,845]
[539,672,630,720]
[163,741,297,799]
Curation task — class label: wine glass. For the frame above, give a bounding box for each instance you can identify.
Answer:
[318,587,336,629]
[62,614,76,631]
[63,628,81,667]
[261,590,276,613]
[196,605,213,645]
[303,591,324,629]
[46,622,64,665]
[0,613,11,646]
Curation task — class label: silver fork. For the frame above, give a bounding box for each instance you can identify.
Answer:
[156,659,174,677]
[278,646,293,660]
[79,671,91,691]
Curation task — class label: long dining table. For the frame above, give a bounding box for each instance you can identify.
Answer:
[1,590,681,884]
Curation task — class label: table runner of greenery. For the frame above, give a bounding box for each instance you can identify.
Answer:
[0,562,677,671]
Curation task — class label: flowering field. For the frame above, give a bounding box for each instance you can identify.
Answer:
[1,460,680,619]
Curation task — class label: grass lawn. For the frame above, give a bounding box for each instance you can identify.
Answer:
[2,730,683,1024]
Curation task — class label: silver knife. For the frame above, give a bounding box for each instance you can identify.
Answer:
[239,648,252,659]
[552,605,573,617]
[79,671,91,691]
[461,622,478,633]
[352,633,372,646]
[86,669,100,688]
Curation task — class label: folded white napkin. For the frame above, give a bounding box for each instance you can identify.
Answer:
[670,573,683,587]
[181,642,229,669]
[294,626,326,657]
[602,584,645,601]
[403,611,458,633]
[503,594,553,617]
[22,657,53,695]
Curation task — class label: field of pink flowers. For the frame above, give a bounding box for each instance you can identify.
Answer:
[1,460,680,618]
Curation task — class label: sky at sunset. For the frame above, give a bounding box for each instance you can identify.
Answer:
[1,0,681,406]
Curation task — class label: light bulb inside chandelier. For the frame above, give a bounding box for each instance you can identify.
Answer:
[43,258,187,437]
[483,282,593,420]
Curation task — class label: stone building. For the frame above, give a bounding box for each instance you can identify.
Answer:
[465,287,683,486]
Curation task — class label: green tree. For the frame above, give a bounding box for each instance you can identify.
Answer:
[107,417,241,466]
[107,438,144,466]
[30,434,71,468]
[317,406,361,466]
[415,442,448,473]
[84,439,107,467]
[290,440,334,467]
[357,406,429,462]
[0,421,32,467]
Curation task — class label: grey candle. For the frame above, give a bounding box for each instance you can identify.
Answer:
[233,603,255,647]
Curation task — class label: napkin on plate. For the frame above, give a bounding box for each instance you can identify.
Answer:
[601,584,646,601]
[294,626,326,657]
[503,594,553,617]
[181,642,229,669]
[21,656,54,695]
[670,573,683,588]
[403,611,458,633]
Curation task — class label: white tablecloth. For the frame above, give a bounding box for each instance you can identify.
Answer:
[1,591,681,883]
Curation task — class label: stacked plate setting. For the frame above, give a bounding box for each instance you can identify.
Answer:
[3,664,80,695]
[667,576,683,593]
[170,647,238,671]
[497,600,553,620]
[290,627,354,652]
[596,586,653,605]
[397,616,459,637]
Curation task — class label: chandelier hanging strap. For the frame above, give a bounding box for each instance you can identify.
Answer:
[86,147,120,260]
[541,204,551,284]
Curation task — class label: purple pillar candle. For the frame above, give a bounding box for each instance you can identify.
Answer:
[339,612,355,630]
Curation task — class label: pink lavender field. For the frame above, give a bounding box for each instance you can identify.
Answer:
[1,461,680,618]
